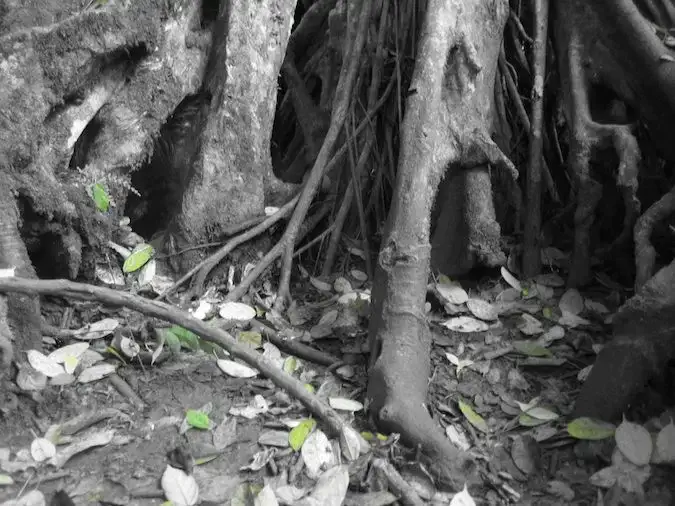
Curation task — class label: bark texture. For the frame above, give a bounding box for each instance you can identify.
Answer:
[367,0,515,490]
[553,0,675,286]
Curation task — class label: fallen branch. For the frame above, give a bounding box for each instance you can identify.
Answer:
[0,277,353,439]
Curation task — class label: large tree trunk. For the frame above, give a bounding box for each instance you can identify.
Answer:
[0,0,296,364]
[367,0,515,490]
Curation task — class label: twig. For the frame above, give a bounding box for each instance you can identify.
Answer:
[0,277,355,438]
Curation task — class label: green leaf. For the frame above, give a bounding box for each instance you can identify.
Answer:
[360,431,374,441]
[186,409,210,430]
[168,326,201,350]
[542,307,553,319]
[122,244,154,273]
[91,182,110,212]
[0,474,14,485]
[519,412,550,427]
[567,417,616,440]
[194,453,220,466]
[289,418,316,451]
[161,329,181,354]
[458,400,489,433]
[237,331,262,349]
[438,274,452,284]
[303,383,315,394]
[513,340,553,357]
[283,356,299,374]
[105,346,127,364]
[376,433,388,441]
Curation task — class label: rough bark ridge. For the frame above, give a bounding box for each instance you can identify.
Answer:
[171,0,299,271]
[367,0,515,490]
[553,0,675,287]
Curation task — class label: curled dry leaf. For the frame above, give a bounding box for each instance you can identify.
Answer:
[500,267,522,291]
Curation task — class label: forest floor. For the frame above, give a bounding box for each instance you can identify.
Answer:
[1,257,674,506]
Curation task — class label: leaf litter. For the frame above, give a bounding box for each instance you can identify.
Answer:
[4,262,675,506]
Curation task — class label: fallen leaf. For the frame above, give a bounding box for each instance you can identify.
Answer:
[458,400,488,433]
[567,417,616,440]
[615,418,653,466]
[161,464,199,506]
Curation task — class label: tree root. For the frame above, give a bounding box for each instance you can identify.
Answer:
[633,185,675,290]
[272,0,374,310]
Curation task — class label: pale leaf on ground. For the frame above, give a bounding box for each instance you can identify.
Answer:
[30,438,56,462]
[537,325,565,346]
[300,465,349,506]
[333,277,352,293]
[450,484,476,506]
[615,419,653,466]
[77,318,119,340]
[466,299,498,321]
[217,360,258,378]
[350,269,368,281]
[47,343,89,364]
[258,430,290,448]
[240,448,276,471]
[445,424,470,451]
[301,430,335,478]
[50,429,115,468]
[557,310,590,328]
[0,489,45,506]
[517,314,544,335]
[441,316,489,333]
[436,281,469,305]
[584,299,609,314]
[26,350,65,378]
[310,277,333,292]
[161,465,199,506]
[219,302,256,321]
[191,301,214,320]
[653,421,675,464]
[500,267,522,291]
[328,397,363,412]
[559,288,584,315]
[77,363,117,383]
[254,485,279,506]
[577,365,593,382]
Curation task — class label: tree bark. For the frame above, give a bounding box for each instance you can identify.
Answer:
[367,0,514,490]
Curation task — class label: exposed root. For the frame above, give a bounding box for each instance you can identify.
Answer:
[273,0,374,310]
[634,185,675,290]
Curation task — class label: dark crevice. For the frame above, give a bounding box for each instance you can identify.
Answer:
[125,92,212,238]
